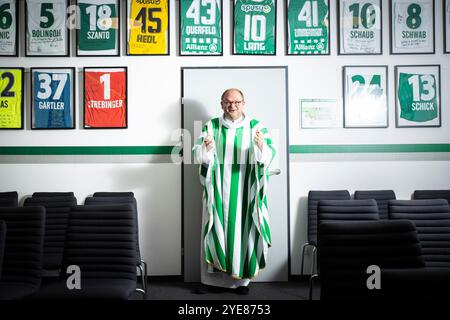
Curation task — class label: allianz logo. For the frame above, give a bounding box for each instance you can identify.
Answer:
[240,4,271,14]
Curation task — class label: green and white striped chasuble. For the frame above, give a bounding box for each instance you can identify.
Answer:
[193,117,275,279]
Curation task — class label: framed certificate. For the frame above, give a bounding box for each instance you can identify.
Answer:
[445,0,450,53]
[126,0,169,55]
[0,0,18,56]
[25,0,70,57]
[31,67,75,129]
[76,0,120,56]
[233,0,276,55]
[179,0,223,56]
[390,0,435,54]
[0,67,23,129]
[338,0,382,55]
[84,67,127,129]
[301,99,341,128]
[395,65,441,128]
[286,0,330,55]
[343,65,388,128]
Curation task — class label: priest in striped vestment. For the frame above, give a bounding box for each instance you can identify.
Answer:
[193,88,276,293]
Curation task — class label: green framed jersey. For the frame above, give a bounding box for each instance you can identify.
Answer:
[233,0,276,55]
[180,0,222,55]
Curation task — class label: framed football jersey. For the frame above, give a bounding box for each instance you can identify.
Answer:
[126,0,169,55]
[233,0,276,55]
[0,67,23,129]
[76,0,120,56]
[0,0,18,56]
[83,67,127,129]
[31,67,75,129]
[179,0,223,56]
[25,0,70,56]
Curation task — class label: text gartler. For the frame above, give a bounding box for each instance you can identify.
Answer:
[178,304,212,318]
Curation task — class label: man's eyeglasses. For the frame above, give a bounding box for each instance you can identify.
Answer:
[222,100,243,106]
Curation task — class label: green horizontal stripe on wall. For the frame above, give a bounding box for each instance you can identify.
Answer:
[289,144,450,154]
[0,146,178,155]
[0,144,449,155]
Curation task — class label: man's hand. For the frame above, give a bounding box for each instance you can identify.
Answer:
[204,134,214,151]
[254,131,264,151]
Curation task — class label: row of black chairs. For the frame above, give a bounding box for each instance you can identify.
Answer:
[0,191,147,300]
[302,189,450,299]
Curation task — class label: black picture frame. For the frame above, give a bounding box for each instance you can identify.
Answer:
[389,0,435,54]
[179,0,223,56]
[75,0,121,57]
[0,0,19,57]
[0,67,24,130]
[285,0,331,56]
[445,0,450,53]
[83,66,128,129]
[343,65,389,128]
[232,0,277,55]
[30,67,76,130]
[338,0,383,55]
[25,0,70,57]
[126,0,170,56]
[394,65,441,128]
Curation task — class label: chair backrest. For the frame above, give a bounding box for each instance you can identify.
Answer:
[62,204,137,281]
[318,199,380,224]
[318,220,425,300]
[307,190,351,245]
[0,206,45,287]
[389,199,450,268]
[84,196,141,263]
[32,192,75,197]
[0,191,18,207]
[24,196,77,270]
[0,220,5,279]
[413,190,450,204]
[93,192,135,198]
[354,190,396,220]
[0,191,18,199]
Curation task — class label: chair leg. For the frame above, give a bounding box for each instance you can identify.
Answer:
[309,274,318,300]
[300,244,308,276]
[141,260,148,292]
[311,246,317,276]
[138,264,146,295]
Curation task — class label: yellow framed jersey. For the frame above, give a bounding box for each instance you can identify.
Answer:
[127,0,169,55]
[0,68,23,129]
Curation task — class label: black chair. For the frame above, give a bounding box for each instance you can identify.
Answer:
[35,204,137,299]
[312,199,380,299]
[0,191,18,207]
[389,199,450,268]
[318,219,450,300]
[24,196,77,272]
[0,220,5,279]
[413,190,450,205]
[0,206,45,300]
[85,195,147,295]
[93,192,134,197]
[301,190,351,280]
[354,190,396,219]
[32,192,75,198]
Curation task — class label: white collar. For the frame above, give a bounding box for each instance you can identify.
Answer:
[222,114,247,129]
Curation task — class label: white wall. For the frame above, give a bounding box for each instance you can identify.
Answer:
[1,0,449,277]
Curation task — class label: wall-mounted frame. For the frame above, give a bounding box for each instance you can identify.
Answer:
[25,0,70,57]
[445,0,450,53]
[390,0,435,54]
[0,0,18,56]
[233,0,276,55]
[286,0,330,55]
[179,0,223,56]
[395,65,441,128]
[83,66,127,129]
[343,65,388,128]
[301,98,341,128]
[76,0,120,57]
[31,67,75,129]
[0,67,23,130]
[338,0,382,55]
[126,0,170,55]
